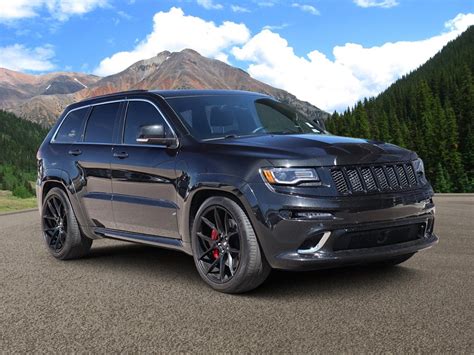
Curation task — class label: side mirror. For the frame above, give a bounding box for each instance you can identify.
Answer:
[136,124,178,148]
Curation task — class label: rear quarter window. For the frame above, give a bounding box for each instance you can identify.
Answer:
[54,107,88,143]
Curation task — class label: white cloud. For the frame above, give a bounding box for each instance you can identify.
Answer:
[445,13,474,32]
[0,0,108,22]
[353,0,399,8]
[233,13,474,111]
[196,0,223,10]
[94,7,250,76]
[263,23,289,31]
[0,44,55,72]
[231,5,250,13]
[232,30,362,111]
[0,0,38,21]
[291,3,320,15]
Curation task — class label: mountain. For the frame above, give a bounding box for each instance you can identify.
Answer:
[326,26,474,193]
[0,49,328,126]
[0,68,99,102]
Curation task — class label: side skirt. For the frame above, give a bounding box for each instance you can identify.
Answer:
[94,227,185,253]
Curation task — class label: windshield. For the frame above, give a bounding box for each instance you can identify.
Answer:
[165,95,323,140]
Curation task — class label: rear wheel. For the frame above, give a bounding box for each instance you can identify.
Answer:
[191,196,270,293]
[41,187,92,260]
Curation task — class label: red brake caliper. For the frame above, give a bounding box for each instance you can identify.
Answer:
[211,229,220,259]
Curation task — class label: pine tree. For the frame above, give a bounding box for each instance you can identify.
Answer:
[434,163,451,193]
[353,102,371,138]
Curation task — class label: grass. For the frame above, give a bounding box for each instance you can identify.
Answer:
[0,190,37,213]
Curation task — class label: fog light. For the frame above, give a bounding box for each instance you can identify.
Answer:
[293,211,334,220]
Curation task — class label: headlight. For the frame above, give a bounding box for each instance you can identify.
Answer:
[414,158,425,176]
[260,167,320,185]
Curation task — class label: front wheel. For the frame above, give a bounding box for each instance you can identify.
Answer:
[41,187,92,260]
[191,196,270,293]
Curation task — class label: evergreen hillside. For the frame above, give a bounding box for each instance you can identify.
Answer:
[0,110,48,197]
[326,26,474,192]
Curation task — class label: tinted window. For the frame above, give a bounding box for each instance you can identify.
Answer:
[255,102,299,133]
[166,95,322,140]
[84,103,120,143]
[123,101,171,144]
[55,108,88,143]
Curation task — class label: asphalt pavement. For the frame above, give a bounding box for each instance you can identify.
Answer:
[0,194,472,353]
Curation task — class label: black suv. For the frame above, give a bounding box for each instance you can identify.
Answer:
[37,90,438,293]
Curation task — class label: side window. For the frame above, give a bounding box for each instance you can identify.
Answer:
[123,101,172,144]
[84,103,120,144]
[55,108,88,143]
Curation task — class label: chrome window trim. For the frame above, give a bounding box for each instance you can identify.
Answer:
[50,98,178,147]
[50,105,91,143]
[121,98,178,146]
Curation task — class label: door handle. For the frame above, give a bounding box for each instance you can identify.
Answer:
[113,152,129,159]
[68,149,82,156]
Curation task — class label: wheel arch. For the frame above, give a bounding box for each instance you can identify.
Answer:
[39,170,98,240]
[42,180,67,201]
[180,180,264,249]
[38,169,70,205]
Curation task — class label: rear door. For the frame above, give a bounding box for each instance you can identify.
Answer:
[111,99,180,238]
[68,101,123,229]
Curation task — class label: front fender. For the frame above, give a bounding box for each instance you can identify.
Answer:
[177,173,263,250]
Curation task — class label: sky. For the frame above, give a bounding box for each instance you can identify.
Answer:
[0,0,473,112]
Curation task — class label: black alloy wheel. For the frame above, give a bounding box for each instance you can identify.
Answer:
[41,187,92,260]
[42,194,68,252]
[191,196,270,293]
[195,205,241,283]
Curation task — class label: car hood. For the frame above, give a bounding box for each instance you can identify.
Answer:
[205,134,417,166]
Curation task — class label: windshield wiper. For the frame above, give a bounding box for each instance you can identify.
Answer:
[271,131,300,135]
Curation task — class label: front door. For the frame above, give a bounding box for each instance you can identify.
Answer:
[111,99,180,238]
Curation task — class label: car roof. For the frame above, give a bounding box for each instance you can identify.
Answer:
[150,89,269,98]
[77,89,269,104]
[68,89,272,115]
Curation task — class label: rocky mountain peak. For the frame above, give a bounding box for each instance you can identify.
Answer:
[0,49,328,126]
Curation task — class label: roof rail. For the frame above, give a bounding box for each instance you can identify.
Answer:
[79,89,149,102]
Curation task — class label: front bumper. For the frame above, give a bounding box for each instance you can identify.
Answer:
[247,184,437,270]
[273,217,438,270]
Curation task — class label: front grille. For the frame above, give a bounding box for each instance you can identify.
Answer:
[332,223,425,251]
[406,164,417,186]
[331,162,419,195]
[374,167,389,190]
[331,170,349,194]
[361,168,377,191]
[346,169,363,192]
[386,166,398,188]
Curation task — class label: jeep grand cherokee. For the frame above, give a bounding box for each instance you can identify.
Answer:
[36,90,438,293]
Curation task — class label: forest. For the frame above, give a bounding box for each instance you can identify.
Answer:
[326,26,474,192]
[0,110,48,198]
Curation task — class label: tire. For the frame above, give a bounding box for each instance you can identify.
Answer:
[374,253,415,267]
[41,187,92,260]
[191,196,271,293]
